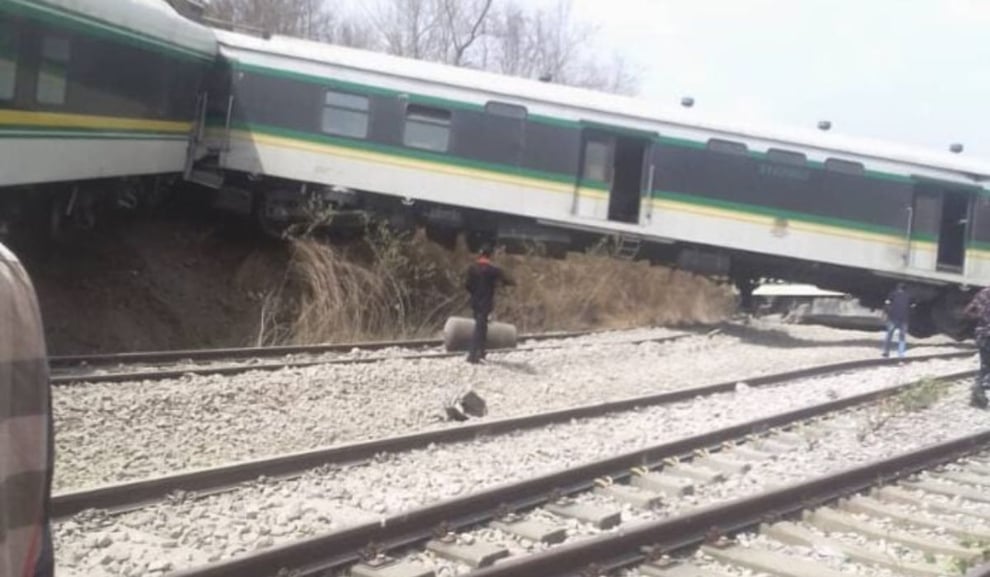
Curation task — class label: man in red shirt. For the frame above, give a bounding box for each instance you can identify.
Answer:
[464,245,513,364]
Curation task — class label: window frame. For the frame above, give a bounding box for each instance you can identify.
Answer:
[485,100,528,121]
[36,33,71,106]
[320,89,371,139]
[824,157,865,176]
[0,22,18,102]
[766,148,808,166]
[403,103,452,152]
[707,138,748,156]
[582,137,612,183]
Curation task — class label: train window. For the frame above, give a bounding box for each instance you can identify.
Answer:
[825,158,865,175]
[485,101,528,120]
[37,34,70,105]
[0,24,16,101]
[321,90,370,138]
[404,104,451,152]
[707,139,748,155]
[766,148,807,166]
[583,139,611,183]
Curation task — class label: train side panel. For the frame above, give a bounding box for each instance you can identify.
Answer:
[0,0,215,187]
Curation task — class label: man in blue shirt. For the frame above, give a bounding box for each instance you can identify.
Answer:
[882,283,910,359]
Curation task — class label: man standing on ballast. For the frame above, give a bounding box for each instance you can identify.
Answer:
[464,245,513,364]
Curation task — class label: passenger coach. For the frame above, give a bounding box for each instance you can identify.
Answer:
[0,0,215,235]
[191,30,990,338]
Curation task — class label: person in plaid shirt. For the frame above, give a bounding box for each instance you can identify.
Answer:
[964,286,990,408]
[0,242,53,577]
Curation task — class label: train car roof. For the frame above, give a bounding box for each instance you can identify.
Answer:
[216,30,990,186]
[15,0,216,59]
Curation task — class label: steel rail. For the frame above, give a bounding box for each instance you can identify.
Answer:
[49,332,702,386]
[468,428,990,577]
[51,352,972,519]
[48,330,599,370]
[165,368,976,577]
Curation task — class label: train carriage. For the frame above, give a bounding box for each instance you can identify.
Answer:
[194,30,990,338]
[0,0,215,233]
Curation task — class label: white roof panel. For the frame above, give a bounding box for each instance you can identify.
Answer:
[21,0,216,58]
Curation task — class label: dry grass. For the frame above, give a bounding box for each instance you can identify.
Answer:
[257,229,733,345]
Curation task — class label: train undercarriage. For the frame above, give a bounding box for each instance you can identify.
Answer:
[205,175,978,341]
[0,172,975,342]
[0,176,177,249]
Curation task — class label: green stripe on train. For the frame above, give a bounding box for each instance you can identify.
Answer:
[652,190,907,239]
[231,61,957,189]
[229,120,608,191]
[229,121,922,240]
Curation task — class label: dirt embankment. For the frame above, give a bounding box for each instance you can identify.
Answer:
[25,220,287,355]
[22,219,731,355]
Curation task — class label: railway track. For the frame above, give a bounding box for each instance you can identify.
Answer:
[466,435,990,577]
[153,375,987,577]
[55,358,984,576]
[48,329,693,385]
[52,352,971,519]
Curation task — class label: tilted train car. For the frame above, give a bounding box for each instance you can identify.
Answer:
[190,30,990,338]
[0,0,215,235]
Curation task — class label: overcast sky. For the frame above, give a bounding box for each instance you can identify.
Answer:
[562,0,990,159]
[335,1,988,159]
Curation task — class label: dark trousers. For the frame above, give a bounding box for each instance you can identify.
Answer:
[979,342,990,386]
[468,310,489,362]
[974,339,990,408]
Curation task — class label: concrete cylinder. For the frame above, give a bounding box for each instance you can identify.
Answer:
[443,316,518,352]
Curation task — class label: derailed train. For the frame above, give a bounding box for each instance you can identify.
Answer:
[2,0,990,339]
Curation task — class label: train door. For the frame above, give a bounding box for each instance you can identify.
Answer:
[936,190,969,272]
[573,125,654,225]
[908,183,970,273]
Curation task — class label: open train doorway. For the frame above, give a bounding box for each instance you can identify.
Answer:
[608,137,648,224]
[576,128,651,224]
[937,190,969,272]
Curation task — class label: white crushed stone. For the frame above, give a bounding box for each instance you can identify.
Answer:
[53,321,964,491]
[54,358,983,576]
[406,388,989,577]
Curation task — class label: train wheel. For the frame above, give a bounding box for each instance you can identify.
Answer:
[908,302,937,339]
[932,289,975,341]
[426,226,459,251]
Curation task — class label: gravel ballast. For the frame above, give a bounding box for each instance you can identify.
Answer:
[54,321,964,491]
[53,357,985,576]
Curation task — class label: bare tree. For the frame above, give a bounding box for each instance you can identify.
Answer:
[367,0,492,65]
[205,0,375,47]
[439,0,494,66]
[204,0,638,94]
[485,0,639,95]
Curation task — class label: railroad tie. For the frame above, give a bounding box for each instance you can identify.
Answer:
[763,521,942,577]
[350,557,435,577]
[701,543,850,577]
[425,536,510,568]
[871,485,990,521]
[639,560,733,577]
[804,507,980,561]
[839,495,990,542]
[544,500,622,529]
